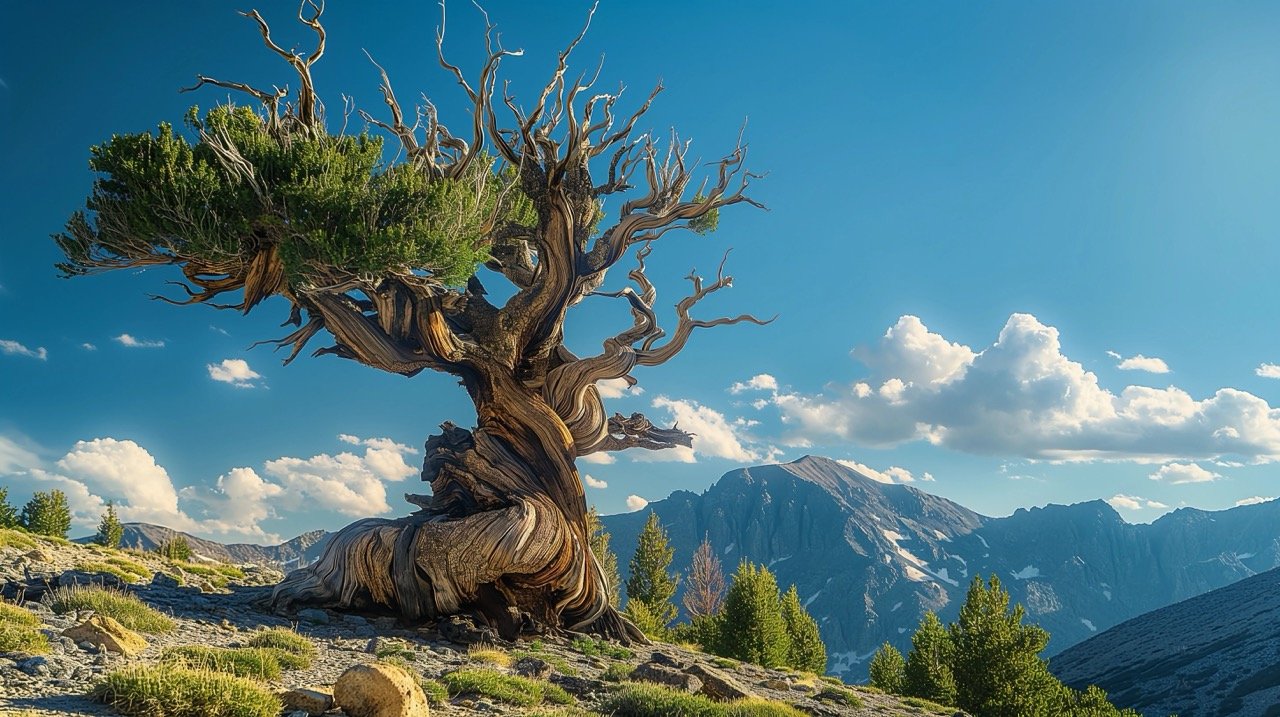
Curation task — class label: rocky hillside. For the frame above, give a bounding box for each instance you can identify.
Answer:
[74,524,331,569]
[1,527,962,717]
[603,455,1280,681]
[1050,565,1280,717]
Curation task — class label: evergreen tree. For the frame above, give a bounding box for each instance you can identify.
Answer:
[94,501,125,548]
[683,534,726,619]
[868,642,906,695]
[586,507,622,608]
[712,561,790,668]
[0,487,19,529]
[625,512,679,627]
[779,584,827,672]
[623,598,669,640]
[158,536,193,561]
[949,575,1061,717]
[904,611,957,706]
[20,490,71,538]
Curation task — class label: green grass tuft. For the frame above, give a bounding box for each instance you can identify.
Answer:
[0,528,37,549]
[420,679,449,706]
[712,657,741,670]
[94,665,282,717]
[161,646,285,680]
[244,627,315,664]
[76,561,149,584]
[0,601,48,655]
[570,636,633,659]
[49,584,175,634]
[601,683,810,717]
[814,685,864,707]
[466,644,511,667]
[442,668,574,707]
[513,649,579,676]
[601,661,635,682]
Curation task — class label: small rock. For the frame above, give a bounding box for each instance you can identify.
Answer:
[219,618,238,632]
[151,571,182,589]
[513,656,552,679]
[648,651,686,669]
[62,615,148,657]
[23,601,52,615]
[296,608,331,625]
[334,662,430,717]
[438,614,497,645]
[760,677,791,691]
[17,656,50,676]
[631,662,702,693]
[24,549,50,563]
[687,663,754,701]
[281,686,335,715]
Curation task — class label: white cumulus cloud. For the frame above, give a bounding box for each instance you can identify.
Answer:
[584,474,608,489]
[730,374,779,394]
[638,396,763,463]
[1114,354,1170,374]
[834,459,922,484]
[1235,496,1275,507]
[81,343,97,351]
[763,313,1280,464]
[1148,462,1222,484]
[1,339,47,360]
[579,452,617,465]
[1106,494,1168,511]
[1256,364,1280,379]
[115,334,165,348]
[207,358,263,388]
[596,377,643,399]
[625,495,649,512]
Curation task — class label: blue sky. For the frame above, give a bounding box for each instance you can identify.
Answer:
[3,1,1280,543]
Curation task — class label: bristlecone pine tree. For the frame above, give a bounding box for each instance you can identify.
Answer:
[780,584,826,673]
[0,487,19,529]
[713,561,790,668]
[586,508,621,608]
[94,501,125,548]
[625,512,680,631]
[21,490,71,539]
[868,642,906,695]
[903,611,956,706]
[53,3,765,641]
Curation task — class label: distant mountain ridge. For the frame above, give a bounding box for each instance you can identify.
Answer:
[601,455,1280,680]
[1050,565,1280,716]
[75,523,332,568]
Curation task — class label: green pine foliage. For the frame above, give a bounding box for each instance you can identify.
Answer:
[903,612,957,706]
[712,561,790,668]
[779,585,826,673]
[157,536,193,561]
[868,642,906,695]
[949,575,1060,716]
[0,487,19,529]
[56,103,535,287]
[586,507,622,608]
[625,512,679,628]
[95,501,125,548]
[20,489,72,538]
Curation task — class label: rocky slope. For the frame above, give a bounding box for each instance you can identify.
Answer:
[1,528,960,717]
[1049,565,1280,717]
[602,455,1280,681]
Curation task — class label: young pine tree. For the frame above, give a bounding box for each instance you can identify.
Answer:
[682,535,727,647]
[949,575,1062,717]
[586,507,622,608]
[94,501,125,548]
[0,487,19,529]
[904,611,957,706]
[780,584,827,673]
[712,561,790,668]
[625,512,679,629]
[158,536,193,561]
[868,642,906,695]
[21,489,72,538]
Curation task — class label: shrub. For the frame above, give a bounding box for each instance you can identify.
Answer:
[420,678,449,706]
[711,561,789,668]
[161,646,288,679]
[442,668,574,706]
[48,584,175,633]
[157,537,192,561]
[94,665,282,717]
[602,661,635,682]
[20,490,71,538]
[868,642,905,694]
